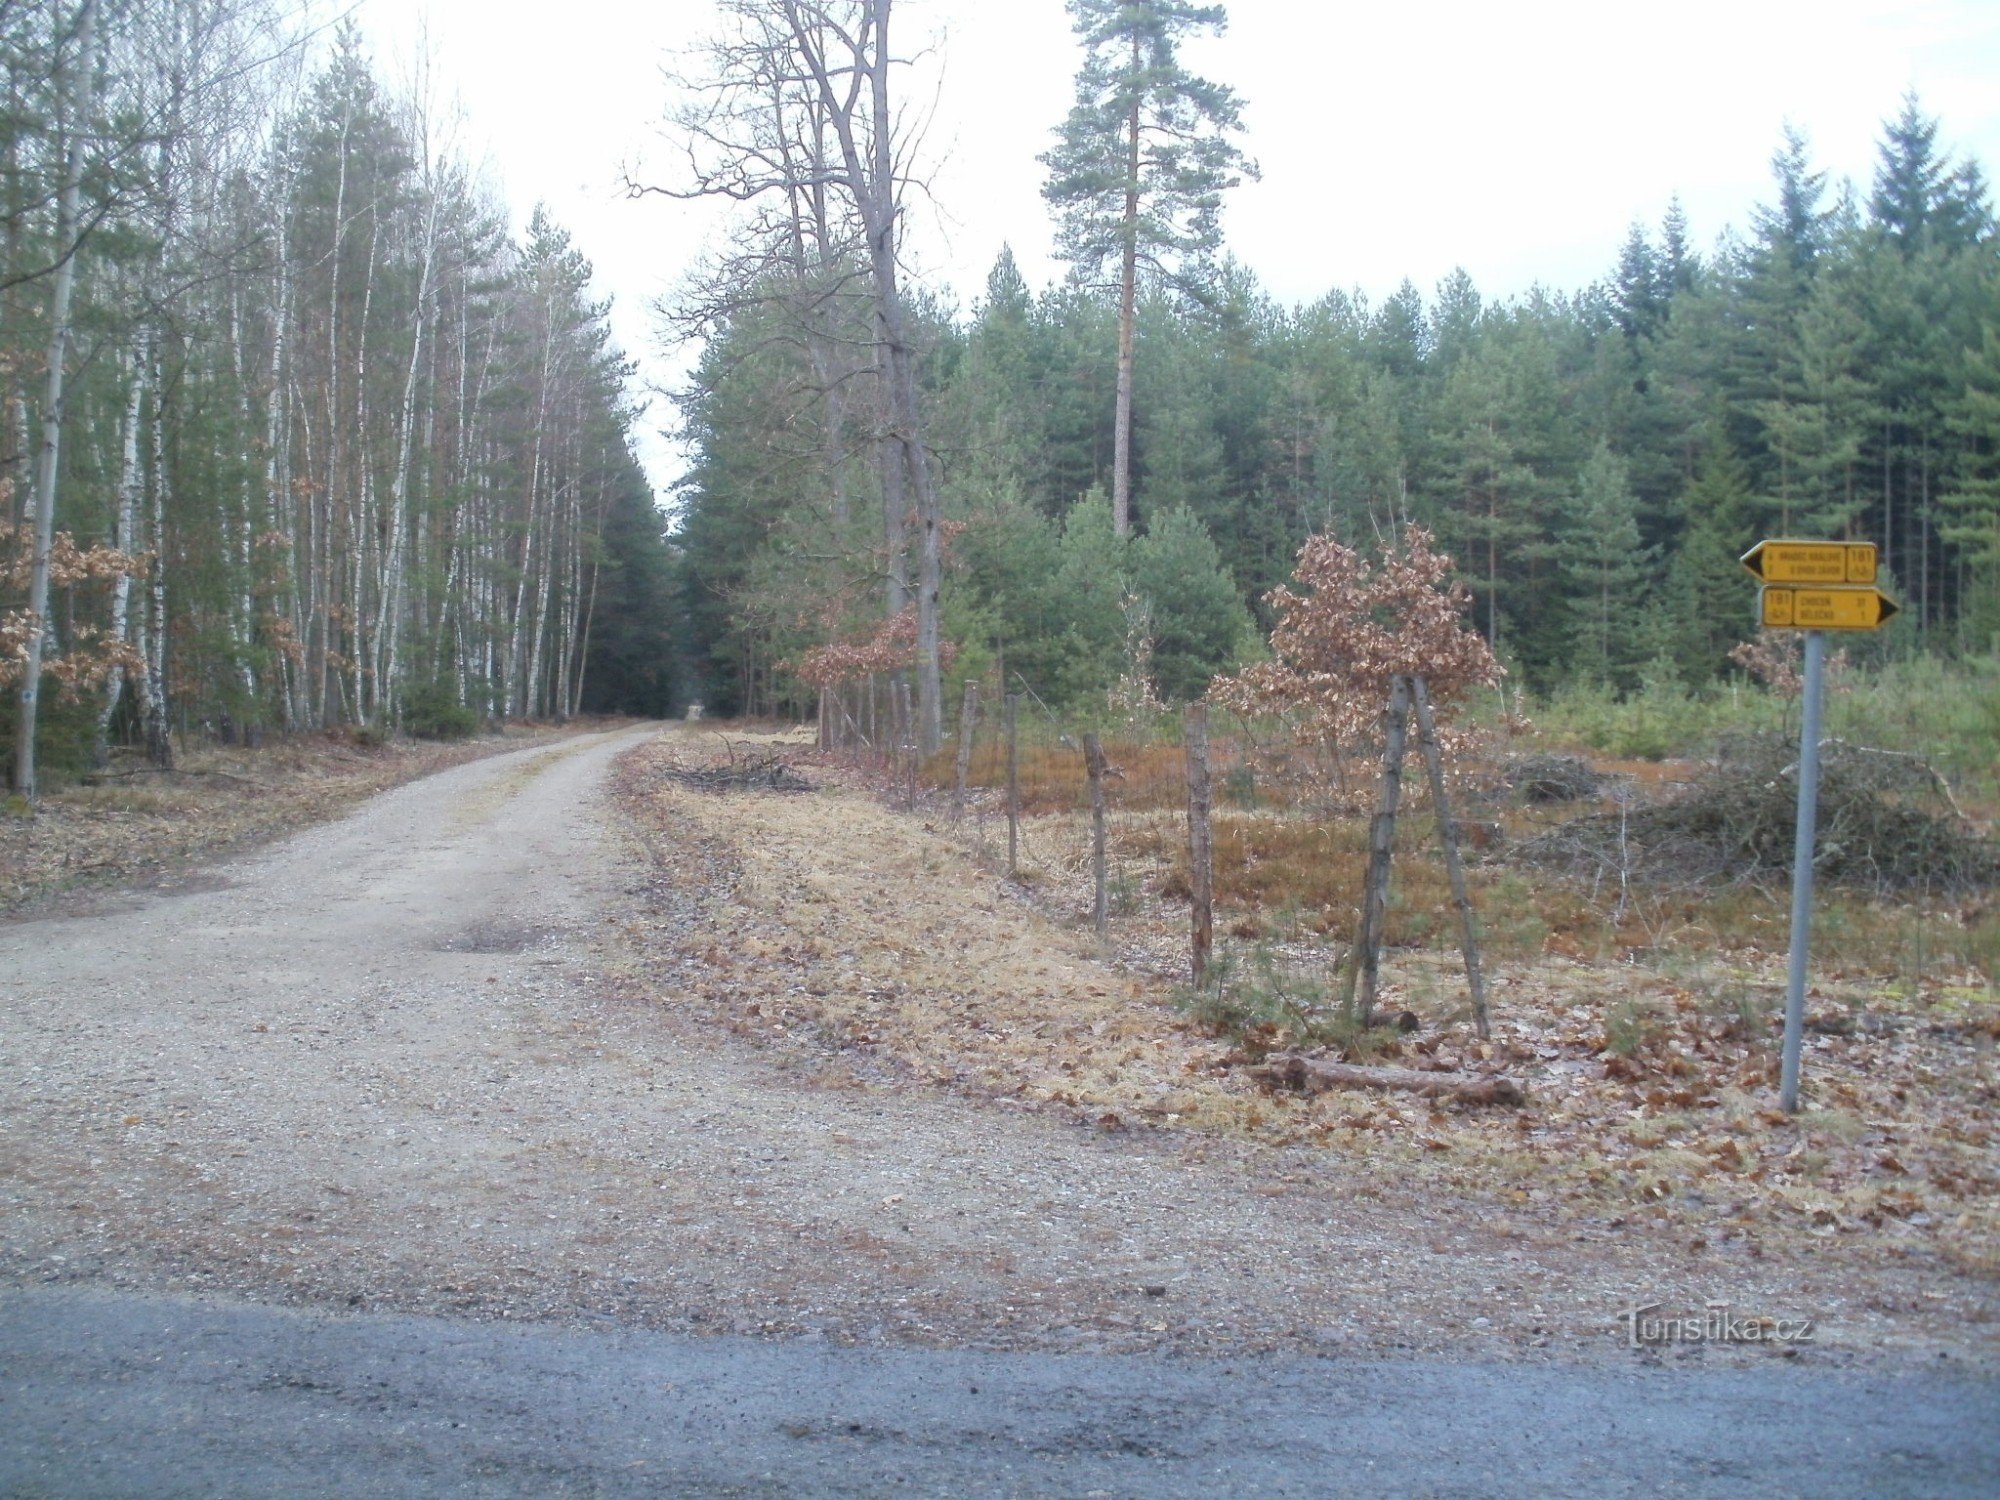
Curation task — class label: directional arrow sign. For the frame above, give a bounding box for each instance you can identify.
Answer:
[1760,584,1900,631]
[1741,539,1877,585]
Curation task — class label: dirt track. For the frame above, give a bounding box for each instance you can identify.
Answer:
[1,725,1990,1363]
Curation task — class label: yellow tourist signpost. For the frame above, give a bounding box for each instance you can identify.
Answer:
[1739,539,1878,585]
[1759,586,1900,631]
[1741,540,1901,1113]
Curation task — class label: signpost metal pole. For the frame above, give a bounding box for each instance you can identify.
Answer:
[1779,629,1827,1114]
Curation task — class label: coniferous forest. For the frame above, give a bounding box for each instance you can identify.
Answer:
[668,4,2000,743]
[3,4,674,796]
[7,0,1999,791]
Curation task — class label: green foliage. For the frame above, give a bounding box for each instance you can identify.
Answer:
[402,680,480,741]
[1050,489,1132,700]
[1172,942,1393,1056]
[1665,439,1761,680]
[0,693,102,789]
[676,94,1998,732]
[1818,653,2000,799]
[1040,0,1256,285]
[580,465,678,718]
[1128,504,1252,700]
[1536,667,1775,761]
[1534,639,2000,780]
[1603,997,1667,1058]
[1556,442,1653,685]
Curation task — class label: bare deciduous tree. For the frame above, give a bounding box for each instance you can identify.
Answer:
[645,0,945,751]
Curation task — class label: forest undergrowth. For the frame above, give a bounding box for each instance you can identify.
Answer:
[628,676,2000,1294]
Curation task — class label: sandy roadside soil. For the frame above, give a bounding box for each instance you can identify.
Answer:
[1,723,1991,1368]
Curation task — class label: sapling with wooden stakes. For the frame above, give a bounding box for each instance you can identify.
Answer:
[1410,675,1491,1040]
[1213,527,1517,1101]
[1340,673,1413,1025]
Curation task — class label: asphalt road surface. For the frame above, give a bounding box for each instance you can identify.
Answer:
[2,1285,1995,1498]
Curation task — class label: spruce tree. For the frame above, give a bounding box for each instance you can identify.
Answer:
[1940,315,2000,648]
[1556,441,1651,685]
[1666,438,1760,680]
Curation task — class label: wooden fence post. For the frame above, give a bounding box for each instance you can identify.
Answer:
[1084,731,1108,938]
[1184,702,1214,987]
[1410,675,1491,1039]
[1341,674,1413,1025]
[893,679,912,807]
[953,681,979,822]
[1006,693,1020,877]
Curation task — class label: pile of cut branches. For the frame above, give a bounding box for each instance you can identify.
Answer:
[1507,752,1606,804]
[670,744,816,795]
[1513,732,1996,895]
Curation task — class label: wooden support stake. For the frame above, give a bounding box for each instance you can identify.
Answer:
[1341,674,1413,1025]
[1005,693,1021,877]
[1410,675,1491,1040]
[1184,702,1214,987]
[1084,731,1108,938]
[835,686,867,755]
[952,681,980,823]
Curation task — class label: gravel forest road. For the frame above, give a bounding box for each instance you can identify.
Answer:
[3,725,1994,1495]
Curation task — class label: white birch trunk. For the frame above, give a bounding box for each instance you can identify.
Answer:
[94,346,144,768]
[11,0,96,800]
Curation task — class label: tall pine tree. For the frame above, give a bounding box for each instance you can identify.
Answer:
[1041,0,1255,536]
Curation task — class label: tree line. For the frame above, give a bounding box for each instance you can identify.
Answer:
[669,0,2000,732]
[3,3,672,798]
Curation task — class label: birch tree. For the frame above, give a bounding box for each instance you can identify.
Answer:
[10,0,94,799]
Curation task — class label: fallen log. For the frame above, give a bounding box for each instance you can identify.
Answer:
[1250,1054,1526,1107]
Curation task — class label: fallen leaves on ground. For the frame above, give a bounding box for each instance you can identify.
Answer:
[615,730,2000,1292]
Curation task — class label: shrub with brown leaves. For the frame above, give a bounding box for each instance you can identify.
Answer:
[1214,526,1501,797]
[1,517,144,698]
[788,607,960,690]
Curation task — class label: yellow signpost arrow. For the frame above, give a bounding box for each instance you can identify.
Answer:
[1759,585,1901,631]
[1741,539,1877,585]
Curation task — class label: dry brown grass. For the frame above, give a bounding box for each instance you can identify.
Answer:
[946,736,1192,815]
[622,729,2000,1285]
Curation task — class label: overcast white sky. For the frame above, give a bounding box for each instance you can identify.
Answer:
[358,0,2000,499]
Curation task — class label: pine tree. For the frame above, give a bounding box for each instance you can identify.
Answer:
[1041,0,1255,536]
[1723,127,1839,530]
[1556,441,1651,684]
[1611,222,1668,350]
[1128,504,1250,700]
[1051,487,1131,700]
